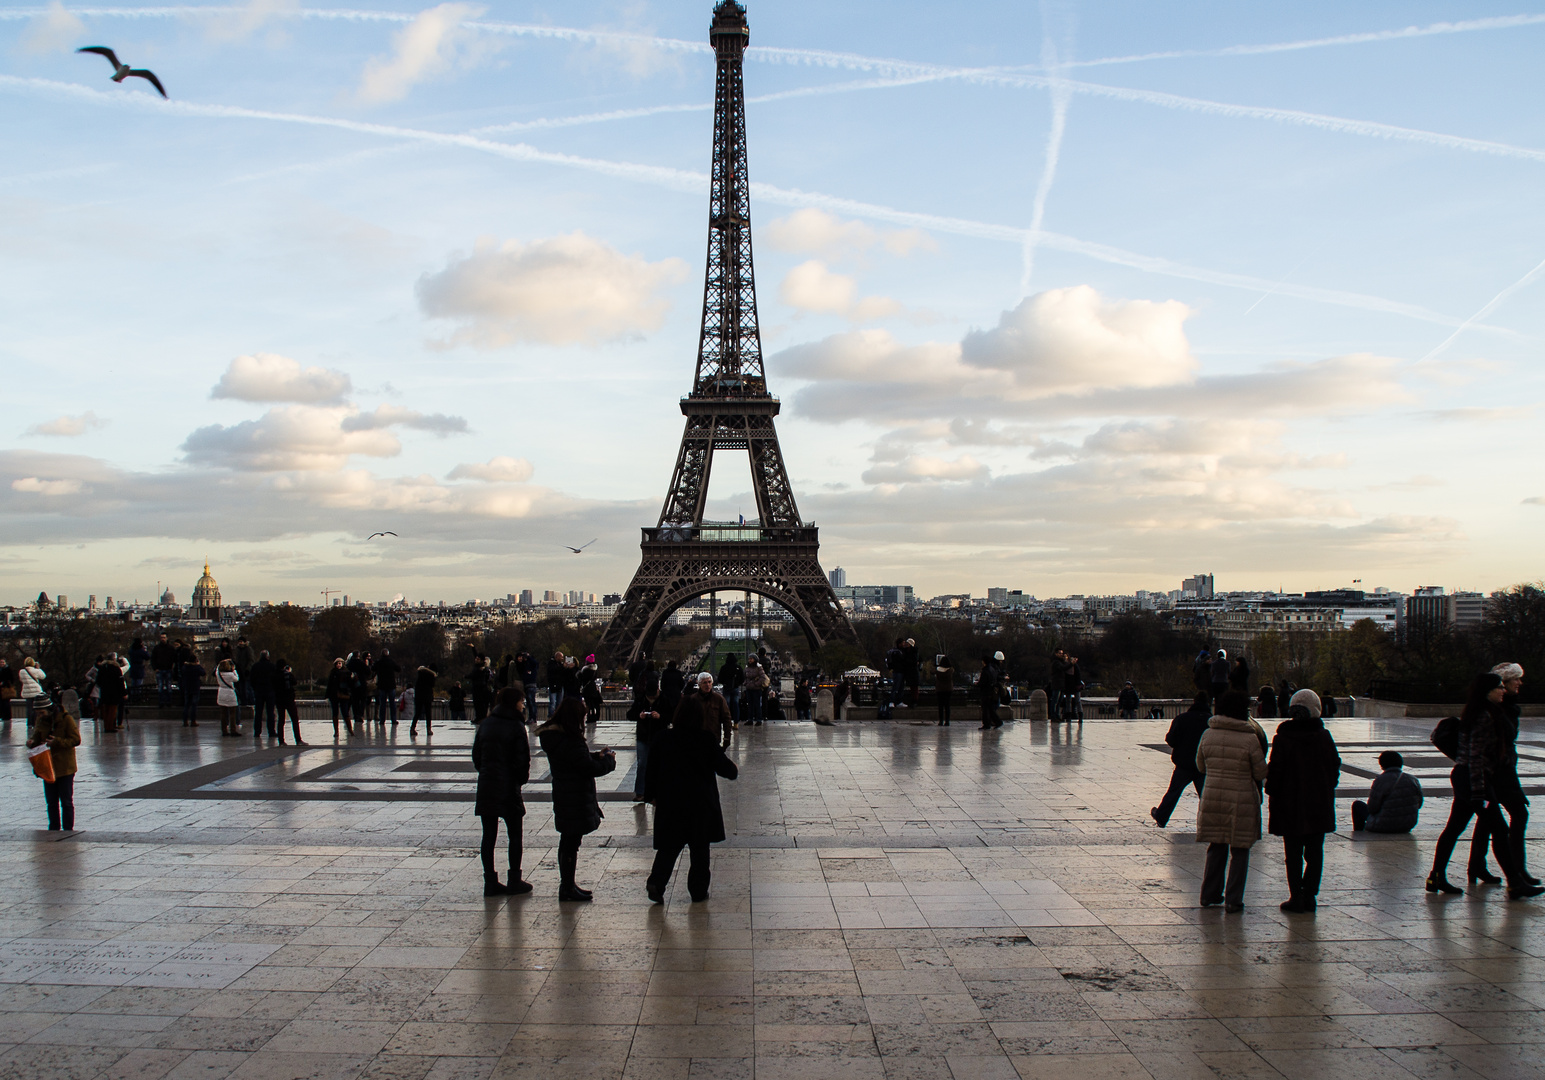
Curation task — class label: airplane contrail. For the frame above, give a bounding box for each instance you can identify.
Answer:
[1418,255,1545,362]
[6,7,1543,163]
[0,74,1476,330]
[1022,15,1073,296]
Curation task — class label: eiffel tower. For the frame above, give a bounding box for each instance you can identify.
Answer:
[600,0,855,667]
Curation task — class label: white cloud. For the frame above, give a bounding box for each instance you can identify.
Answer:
[764,208,933,260]
[26,411,107,437]
[20,2,84,55]
[357,2,490,105]
[448,456,535,482]
[211,354,352,404]
[11,476,83,496]
[200,0,300,42]
[341,405,469,436]
[779,260,899,322]
[861,454,989,485]
[183,406,402,472]
[416,231,688,348]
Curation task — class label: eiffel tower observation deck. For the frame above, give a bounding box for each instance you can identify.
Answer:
[600,0,856,667]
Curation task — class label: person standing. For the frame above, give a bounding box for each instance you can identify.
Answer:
[127,636,150,691]
[717,654,743,729]
[645,702,739,903]
[545,651,566,715]
[374,648,399,726]
[538,697,616,901]
[1208,650,1230,713]
[1195,691,1268,912]
[660,659,685,700]
[1228,657,1252,695]
[96,652,127,732]
[151,632,176,708]
[0,658,15,723]
[1117,682,1140,720]
[473,687,533,896]
[214,659,241,736]
[412,664,437,736]
[27,699,81,831]
[676,672,734,749]
[1151,694,1211,828]
[180,651,205,727]
[274,659,306,746]
[18,657,48,724]
[517,650,539,719]
[325,658,348,733]
[470,656,494,723]
[794,677,813,722]
[249,651,277,739]
[580,656,603,725]
[933,656,955,726]
[741,660,769,726]
[1490,663,1537,887]
[1427,673,1543,898]
[629,674,673,803]
[1265,689,1341,913]
[902,638,921,707]
[233,635,255,720]
[978,652,1004,729]
[1255,686,1278,720]
[449,682,467,724]
[1352,751,1422,833]
[347,652,372,726]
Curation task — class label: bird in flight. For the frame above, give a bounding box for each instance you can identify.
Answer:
[78,47,167,98]
[366,531,398,540]
[565,539,597,554]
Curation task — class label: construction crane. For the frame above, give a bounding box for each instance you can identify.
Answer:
[320,588,341,606]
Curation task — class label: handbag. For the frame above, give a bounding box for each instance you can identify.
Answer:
[29,744,55,783]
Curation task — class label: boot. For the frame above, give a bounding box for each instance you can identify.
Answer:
[484,874,509,896]
[558,884,593,902]
[507,877,533,895]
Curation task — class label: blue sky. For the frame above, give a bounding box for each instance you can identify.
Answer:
[1,0,1542,606]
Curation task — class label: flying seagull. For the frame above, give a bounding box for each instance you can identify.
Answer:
[366,531,398,540]
[78,46,167,98]
[564,539,597,554]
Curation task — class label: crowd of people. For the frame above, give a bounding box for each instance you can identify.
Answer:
[1151,660,1540,911]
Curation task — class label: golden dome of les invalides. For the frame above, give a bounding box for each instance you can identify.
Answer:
[190,561,222,621]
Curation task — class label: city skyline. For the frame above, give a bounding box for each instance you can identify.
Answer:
[2,2,1543,603]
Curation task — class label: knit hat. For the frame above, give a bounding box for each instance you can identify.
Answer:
[1289,689,1322,718]
[993,651,1004,662]
[1491,662,1524,681]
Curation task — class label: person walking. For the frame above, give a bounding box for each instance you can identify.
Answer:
[325,658,348,733]
[412,664,437,736]
[374,648,399,726]
[214,659,241,736]
[96,653,127,732]
[1151,694,1211,828]
[274,659,306,745]
[537,697,616,901]
[1195,691,1268,912]
[645,702,740,903]
[629,674,674,802]
[1490,663,1538,887]
[249,651,277,739]
[473,687,533,896]
[934,655,955,726]
[1117,682,1140,719]
[741,660,769,726]
[151,632,176,708]
[1427,672,1543,898]
[1265,689,1341,913]
[180,652,205,727]
[1352,751,1422,833]
[27,698,81,831]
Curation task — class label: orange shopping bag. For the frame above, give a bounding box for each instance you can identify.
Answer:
[28,744,55,783]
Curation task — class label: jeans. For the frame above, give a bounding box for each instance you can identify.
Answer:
[635,740,651,798]
[648,840,711,900]
[1494,773,1532,880]
[156,670,173,708]
[890,673,905,706]
[480,814,522,880]
[1202,843,1250,906]
[376,689,394,724]
[1153,765,1204,826]
[1283,833,1325,903]
[525,683,538,720]
[726,688,741,727]
[44,774,75,830]
[744,691,763,725]
[1431,765,1516,882]
[330,698,345,725]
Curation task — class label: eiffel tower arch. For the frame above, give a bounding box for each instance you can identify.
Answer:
[600,0,856,667]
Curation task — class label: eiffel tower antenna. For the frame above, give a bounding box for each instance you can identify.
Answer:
[601,0,855,667]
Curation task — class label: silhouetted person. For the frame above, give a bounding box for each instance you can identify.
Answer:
[538,697,615,902]
[474,687,532,896]
[1352,751,1422,833]
[1266,690,1341,913]
[249,651,276,737]
[645,705,739,903]
[1151,693,1209,828]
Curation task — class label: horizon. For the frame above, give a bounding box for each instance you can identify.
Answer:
[3,1,1543,606]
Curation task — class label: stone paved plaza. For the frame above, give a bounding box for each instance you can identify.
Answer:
[1,712,1542,1080]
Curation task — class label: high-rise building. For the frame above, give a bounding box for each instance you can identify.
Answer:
[1407,586,1447,635]
[57,594,70,610]
[543,590,560,604]
[520,589,534,607]
[1182,573,1214,599]
[828,566,846,589]
[1450,591,1484,630]
[88,595,98,611]
[987,587,1008,604]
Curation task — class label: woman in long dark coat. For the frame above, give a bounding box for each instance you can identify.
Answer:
[537,697,615,901]
[644,717,738,903]
[473,687,532,896]
[1265,689,1341,913]
[627,674,676,803]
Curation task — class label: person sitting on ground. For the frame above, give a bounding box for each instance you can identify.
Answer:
[1352,751,1423,834]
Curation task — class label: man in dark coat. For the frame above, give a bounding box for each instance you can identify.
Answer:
[151,632,177,708]
[470,656,494,722]
[516,650,539,718]
[96,654,127,731]
[412,665,438,736]
[660,660,685,699]
[674,672,733,749]
[1209,650,1230,713]
[978,652,1004,729]
[233,636,256,716]
[645,715,739,903]
[1266,689,1342,913]
[473,687,533,896]
[346,652,371,724]
[249,651,276,737]
[1151,694,1211,827]
[374,649,399,726]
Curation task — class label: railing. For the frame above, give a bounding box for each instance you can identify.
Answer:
[644,523,817,543]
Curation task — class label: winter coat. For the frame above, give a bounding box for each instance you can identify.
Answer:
[233,642,255,675]
[374,655,400,692]
[214,668,240,708]
[346,656,371,697]
[934,666,954,694]
[978,660,1002,702]
[414,666,437,700]
[1228,659,1250,693]
[325,667,346,701]
[675,689,732,746]
[537,722,615,835]
[276,669,297,705]
[717,659,743,692]
[794,683,812,711]
[1265,712,1341,836]
[248,657,275,698]
[19,665,47,698]
[1255,689,1277,719]
[128,644,151,680]
[181,662,205,691]
[28,708,81,778]
[742,667,770,699]
[1194,715,1268,847]
[1209,657,1229,685]
[1165,707,1209,768]
[95,661,127,706]
[1364,769,1423,833]
[470,664,494,707]
[647,726,738,849]
[1456,704,1510,803]
[151,641,176,672]
[545,657,564,690]
[1117,687,1140,711]
[473,705,531,819]
[630,693,675,744]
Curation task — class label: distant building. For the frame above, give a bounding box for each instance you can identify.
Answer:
[1182,573,1214,599]
[88,595,98,611]
[1407,586,1447,635]
[57,594,70,610]
[190,562,222,621]
[1450,591,1484,631]
[520,589,535,607]
[987,587,1008,604]
[828,566,846,589]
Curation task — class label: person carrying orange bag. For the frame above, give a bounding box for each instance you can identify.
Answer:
[26,700,81,831]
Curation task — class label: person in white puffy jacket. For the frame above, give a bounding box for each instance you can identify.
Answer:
[214,659,242,736]
[18,658,48,722]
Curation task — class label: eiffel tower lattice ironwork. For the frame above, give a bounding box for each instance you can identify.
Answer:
[600,0,855,667]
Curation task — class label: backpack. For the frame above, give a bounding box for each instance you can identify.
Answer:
[1431,716,1460,760]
